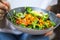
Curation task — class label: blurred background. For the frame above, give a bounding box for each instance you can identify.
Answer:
[51,0,60,13]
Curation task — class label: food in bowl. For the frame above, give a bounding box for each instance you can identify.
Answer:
[8,7,56,30]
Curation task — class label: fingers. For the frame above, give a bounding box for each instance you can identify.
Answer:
[45,30,53,36]
[0,2,7,11]
[56,13,60,18]
[0,1,10,11]
[0,9,5,20]
[2,1,10,10]
[0,9,5,14]
[0,0,10,20]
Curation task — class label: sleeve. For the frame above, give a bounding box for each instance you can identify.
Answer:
[50,0,58,6]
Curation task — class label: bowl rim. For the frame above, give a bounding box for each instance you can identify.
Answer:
[6,7,59,32]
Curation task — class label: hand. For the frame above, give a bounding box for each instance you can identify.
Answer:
[0,0,10,20]
[44,13,60,36]
[0,0,10,11]
[45,30,53,36]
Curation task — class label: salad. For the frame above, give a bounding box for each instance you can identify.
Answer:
[9,7,56,30]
